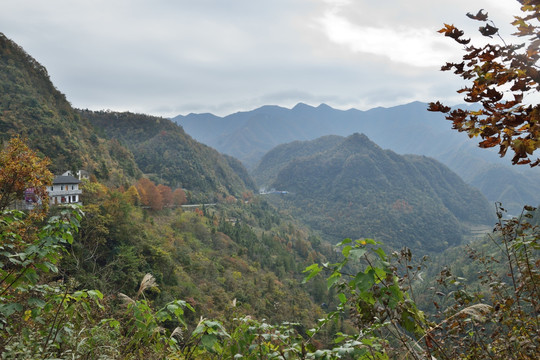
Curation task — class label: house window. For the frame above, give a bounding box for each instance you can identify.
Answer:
[61,185,64,190]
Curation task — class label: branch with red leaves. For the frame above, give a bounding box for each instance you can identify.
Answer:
[429,1,540,166]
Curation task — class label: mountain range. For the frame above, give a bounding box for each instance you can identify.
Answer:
[173,102,540,214]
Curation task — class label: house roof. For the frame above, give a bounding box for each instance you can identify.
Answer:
[53,175,81,185]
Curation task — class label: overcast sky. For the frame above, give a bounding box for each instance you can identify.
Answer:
[1,0,523,117]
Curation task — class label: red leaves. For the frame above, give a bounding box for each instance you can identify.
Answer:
[440,62,465,74]
[465,9,498,38]
[485,88,503,102]
[427,101,451,113]
[479,137,500,148]
[511,79,529,91]
[441,62,454,71]
[438,24,470,44]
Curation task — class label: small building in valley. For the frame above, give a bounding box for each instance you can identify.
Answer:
[48,174,82,205]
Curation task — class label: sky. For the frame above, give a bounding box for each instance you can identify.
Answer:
[1,0,523,117]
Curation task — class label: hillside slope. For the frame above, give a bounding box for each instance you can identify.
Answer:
[257,134,494,252]
[0,32,333,330]
[80,110,256,199]
[0,33,140,181]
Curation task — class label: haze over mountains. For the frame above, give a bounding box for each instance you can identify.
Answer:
[2,4,539,353]
[174,103,540,214]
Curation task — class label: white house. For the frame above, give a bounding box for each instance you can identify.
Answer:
[48,174,82,205]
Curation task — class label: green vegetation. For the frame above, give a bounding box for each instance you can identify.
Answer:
[0,138,333,358]
[80,110,255,200]
[64,180,329,324]
[177,101,540,215]
[256,133,494,252]
[2,198,538,358]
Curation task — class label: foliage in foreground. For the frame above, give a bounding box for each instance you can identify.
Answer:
[1,201,538,359]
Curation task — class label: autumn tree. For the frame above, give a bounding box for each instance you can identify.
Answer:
[135,178,150,207]
[429,0,540,166]
[172,188,187,206]
[0,136,52,214]
[136,178,163,210]
[242,191,254,202]
[157,184,173,208]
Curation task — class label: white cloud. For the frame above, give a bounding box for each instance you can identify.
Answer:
[0,0,526,117]
[316,6,459,67]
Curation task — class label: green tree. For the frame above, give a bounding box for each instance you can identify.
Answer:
[429,0,540,166]
[303,228,539,359]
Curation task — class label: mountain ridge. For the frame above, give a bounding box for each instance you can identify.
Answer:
[256,133,494,252]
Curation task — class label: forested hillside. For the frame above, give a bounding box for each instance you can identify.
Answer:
[65,181,331,325]
[256,134,494,252]
[253,135,344,187]
[0,138,339,357]
[0,30,329,326]
[81,110,255,200]
[0,34,337,357]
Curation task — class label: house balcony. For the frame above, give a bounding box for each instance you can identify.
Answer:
[48,189,82,197]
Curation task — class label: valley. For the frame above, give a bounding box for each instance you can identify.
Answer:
[175,102,540,215]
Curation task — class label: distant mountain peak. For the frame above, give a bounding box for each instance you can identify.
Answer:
[291,103,335,111]
[346,132,370,142]
[339,133,380,152]
[292,102,314,110]
[316,103,333,110]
